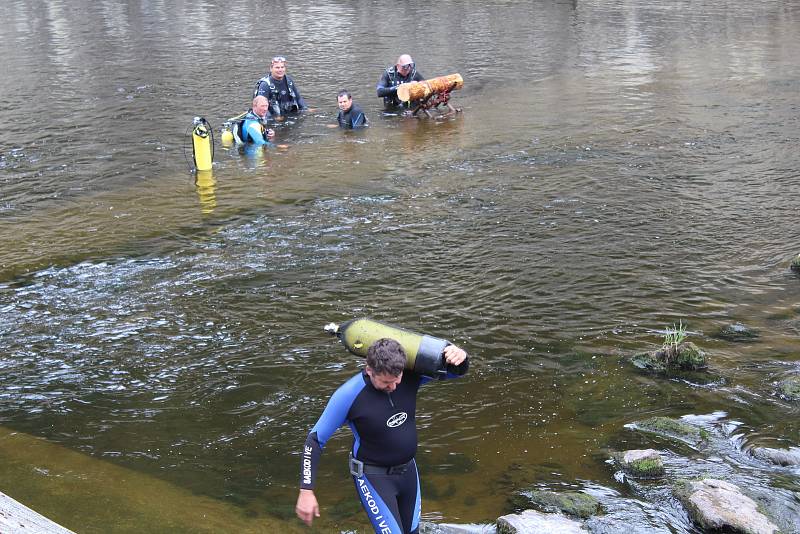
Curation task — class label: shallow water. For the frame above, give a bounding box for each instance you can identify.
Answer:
[1,0,799,532]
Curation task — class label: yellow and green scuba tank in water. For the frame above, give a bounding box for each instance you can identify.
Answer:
[191,117,213,171]
[324,318,451,377]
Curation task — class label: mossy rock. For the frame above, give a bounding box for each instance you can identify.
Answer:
[777,375,800,401]
[613,449,665,478]
[790,253,800,273]
[715,323,759,342]
[631,341,707,372]
[632,416,710,445]
[528,489,601,519]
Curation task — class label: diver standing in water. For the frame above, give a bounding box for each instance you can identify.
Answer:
[376,54,425,111]
[253,56,308,117]
[239,96,275,145]
[336,90,368,129]
[295,337,468,533]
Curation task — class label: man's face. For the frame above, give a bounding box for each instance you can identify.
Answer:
[367,368,402,393]
[270,61,286,80]
[253,99,268,117]
[337,95,352,112]
[396,62,413,76]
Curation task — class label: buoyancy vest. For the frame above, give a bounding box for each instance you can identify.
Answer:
[253,75,300,115]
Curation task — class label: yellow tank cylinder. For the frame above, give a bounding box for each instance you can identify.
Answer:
[220,127,234,147]
[192,118,213,171]
[396,73,463,103]
[325,318,449,377]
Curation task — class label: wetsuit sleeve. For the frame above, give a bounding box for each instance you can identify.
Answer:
[420,348,469,385]
[292,80,307,110]
[376,70,396,97]
[414,72,425,82]
[300,374,365,489]
[245,122,271,146]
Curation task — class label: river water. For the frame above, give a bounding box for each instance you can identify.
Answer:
[1,0,799,532]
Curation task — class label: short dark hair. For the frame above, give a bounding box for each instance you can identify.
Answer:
[366,338,406,376]
[337,90,352,100]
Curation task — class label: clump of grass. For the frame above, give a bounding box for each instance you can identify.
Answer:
[662,320,687,352]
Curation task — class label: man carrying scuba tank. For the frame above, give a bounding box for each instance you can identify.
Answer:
[376,54,425,110]
[253,56,308,117]
[295,336,468,534]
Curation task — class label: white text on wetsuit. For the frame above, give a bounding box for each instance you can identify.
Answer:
[358,478,392,533]
[302,445,312,486]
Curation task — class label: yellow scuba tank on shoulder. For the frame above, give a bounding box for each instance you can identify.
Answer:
[324,318,450,377]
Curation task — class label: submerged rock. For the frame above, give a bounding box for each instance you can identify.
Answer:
[630,416,709,446]
[527,490,601,519]
[791,253,800,273]
[613,449,665,478]
[715,322,759,342]
[777,375,800,401]
[420,521,496,534]
[496,510,587,533]
[750,446,800,466]
[673,478,779,534]
[631,341,707,372]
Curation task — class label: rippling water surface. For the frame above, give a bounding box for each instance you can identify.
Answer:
[1,0,799,532]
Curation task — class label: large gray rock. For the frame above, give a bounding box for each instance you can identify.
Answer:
[0,491,76,534]
[496,510,587,533]
[420,522,496,534]
[750,446,800,466]
[673,479,779,534]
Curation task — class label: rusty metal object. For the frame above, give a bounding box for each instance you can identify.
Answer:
[396,73,463,102]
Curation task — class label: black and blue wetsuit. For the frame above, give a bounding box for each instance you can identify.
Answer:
[338,102,368,129]
[253,75,307,117]
[301,362,467,534]
[239,110,274,146]
[376,66,425,109]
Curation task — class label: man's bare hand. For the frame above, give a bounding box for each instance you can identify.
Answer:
[443,345,467,366]
[295,489,320,526]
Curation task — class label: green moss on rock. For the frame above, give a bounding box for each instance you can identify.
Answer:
[631,342,707,372]
[528,489,600,519]
[634,416,709,445]
[778,375,800,401]
[715,323,759,342]
[791,253,800,273]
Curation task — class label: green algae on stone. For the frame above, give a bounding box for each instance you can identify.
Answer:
[778,375,800,401]
[715,323,759,342]
[613,449,665,478]
[632,416,709,445]
[631,342,707,372]
[528,490,600,519]
[791,253,800,273]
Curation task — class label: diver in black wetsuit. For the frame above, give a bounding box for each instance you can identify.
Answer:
[376,54,425,110]
[337,90,367,129]
[253,56,308,117]
[296,338,468,534]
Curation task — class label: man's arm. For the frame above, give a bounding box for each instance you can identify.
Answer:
[292,80,308,110]
[295,373,365,526]
[245,122,272,146]
[442,344,469,377]
[376,70,396,98]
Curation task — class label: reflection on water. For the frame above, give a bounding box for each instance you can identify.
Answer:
[1,0,800,532]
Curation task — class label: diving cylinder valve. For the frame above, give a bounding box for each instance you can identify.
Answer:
[191,117,213,171]
[324,318,449,377]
